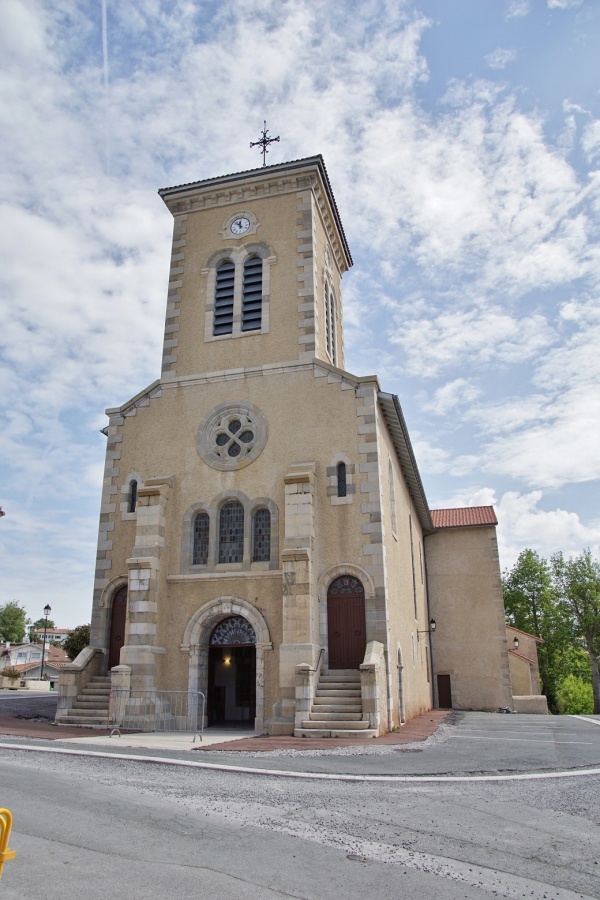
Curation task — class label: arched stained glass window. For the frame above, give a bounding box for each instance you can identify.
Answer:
[210,615,256,646]
[213,260,235,335]
[242,256,263,332]
[219,500,244,563]
[336,462,347,498]
[252,507,271,561]
[192,511,209,565]
[127,479,138,513]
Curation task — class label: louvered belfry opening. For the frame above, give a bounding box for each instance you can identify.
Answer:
[241,256,263,331]
[214,260,235,335]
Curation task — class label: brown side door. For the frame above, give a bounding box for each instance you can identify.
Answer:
[327,576,366,669]
[108,585,127,670]
[437,674,452,709]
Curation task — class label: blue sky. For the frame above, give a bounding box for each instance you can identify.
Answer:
[1,0,599,628]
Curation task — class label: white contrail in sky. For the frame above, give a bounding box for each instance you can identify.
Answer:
[101,0,110,174]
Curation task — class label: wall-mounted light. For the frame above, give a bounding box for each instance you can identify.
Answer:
[417,618,436,640]
[513,636,520,651]
[223,656,231,666]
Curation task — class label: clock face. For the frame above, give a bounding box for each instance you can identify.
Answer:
[230,217,250,235]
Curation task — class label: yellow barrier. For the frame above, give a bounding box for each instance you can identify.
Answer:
[0,808,17,876]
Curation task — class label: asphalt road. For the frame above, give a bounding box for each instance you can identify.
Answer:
[1,713,599,899]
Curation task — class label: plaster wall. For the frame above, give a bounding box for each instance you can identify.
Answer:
[377,411,433,724]
[426,525,513,711]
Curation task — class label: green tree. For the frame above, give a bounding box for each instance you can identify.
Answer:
[28,616,56,642]
[556,674,594,715]
[63,624,90,661]
[551,549,600,714]
[502,550,570,712]
[0,601,29,643]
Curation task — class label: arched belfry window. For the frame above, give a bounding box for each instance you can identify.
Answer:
[336,462,347,498]
[242,256,263,332]
[213,260,235,335]
[252,507,271,561]
[219,500,244,563]
[192,511,209,565]
[127,479,138,513]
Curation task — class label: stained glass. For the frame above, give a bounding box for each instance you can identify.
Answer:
[192,512,209,565]
[219,500,244,563]
[210,616,257,645]
[329,575,364,596]
[252,507,271,561]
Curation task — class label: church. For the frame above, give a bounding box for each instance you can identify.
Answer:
[57,155,537,736]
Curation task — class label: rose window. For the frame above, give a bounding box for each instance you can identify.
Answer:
[197,402,267,471]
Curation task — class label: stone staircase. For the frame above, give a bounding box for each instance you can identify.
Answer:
[295,669,377,739]
[56,675,111,727]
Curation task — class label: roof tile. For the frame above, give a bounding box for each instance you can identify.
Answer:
[431,506,497,528]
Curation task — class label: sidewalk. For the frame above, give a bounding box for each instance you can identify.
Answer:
[0,710,449,753]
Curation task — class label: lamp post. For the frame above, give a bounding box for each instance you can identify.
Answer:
[417,618,437,640]
[39,604,52,681]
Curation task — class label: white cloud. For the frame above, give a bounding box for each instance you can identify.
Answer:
[547,0,582,9]
[389,305,555,378]
[485,47,517,70]
[423,378,481,415]
[505,0,531,18]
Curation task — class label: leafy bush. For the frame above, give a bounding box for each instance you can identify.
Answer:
[2,666,21,680]
[556,674,594,715]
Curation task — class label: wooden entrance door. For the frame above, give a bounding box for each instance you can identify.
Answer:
[437,674,452,709]
[108,585,127,670]
[327,576,366,669]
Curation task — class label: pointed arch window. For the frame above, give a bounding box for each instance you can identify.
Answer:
[192,511,210,565]
[218,500,244,563]
[127,479,138,513]
[252,507,271,561]
[242,256,263,332]
[213,260,235,335]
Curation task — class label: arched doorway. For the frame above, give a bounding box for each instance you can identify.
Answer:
[207,616,256,725]
[327,575,366,669]
[108,585,127,670]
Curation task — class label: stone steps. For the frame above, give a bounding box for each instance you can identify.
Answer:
[56,675,112,728]
[294,668,375,739]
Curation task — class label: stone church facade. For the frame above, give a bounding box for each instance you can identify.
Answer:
[58,156,528,735]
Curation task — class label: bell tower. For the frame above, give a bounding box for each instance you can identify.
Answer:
[158,156,352,380]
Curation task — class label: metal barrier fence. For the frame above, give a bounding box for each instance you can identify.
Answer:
[108,689,205,742]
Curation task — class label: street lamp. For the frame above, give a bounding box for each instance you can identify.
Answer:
[417,618,437,640]
[39,604,52,681]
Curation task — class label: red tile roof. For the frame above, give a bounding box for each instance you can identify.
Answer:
[431,506,497,528]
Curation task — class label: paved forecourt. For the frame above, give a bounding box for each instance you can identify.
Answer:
[1,707,599,779]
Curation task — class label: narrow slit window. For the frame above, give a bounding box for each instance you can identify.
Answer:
[252,507,271,561]
[128,479,138,513]
[218,500,244,563]
[336,462,347,497]
[192,512,209,565]
[213,260,235,335]
[242,256,263,331]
